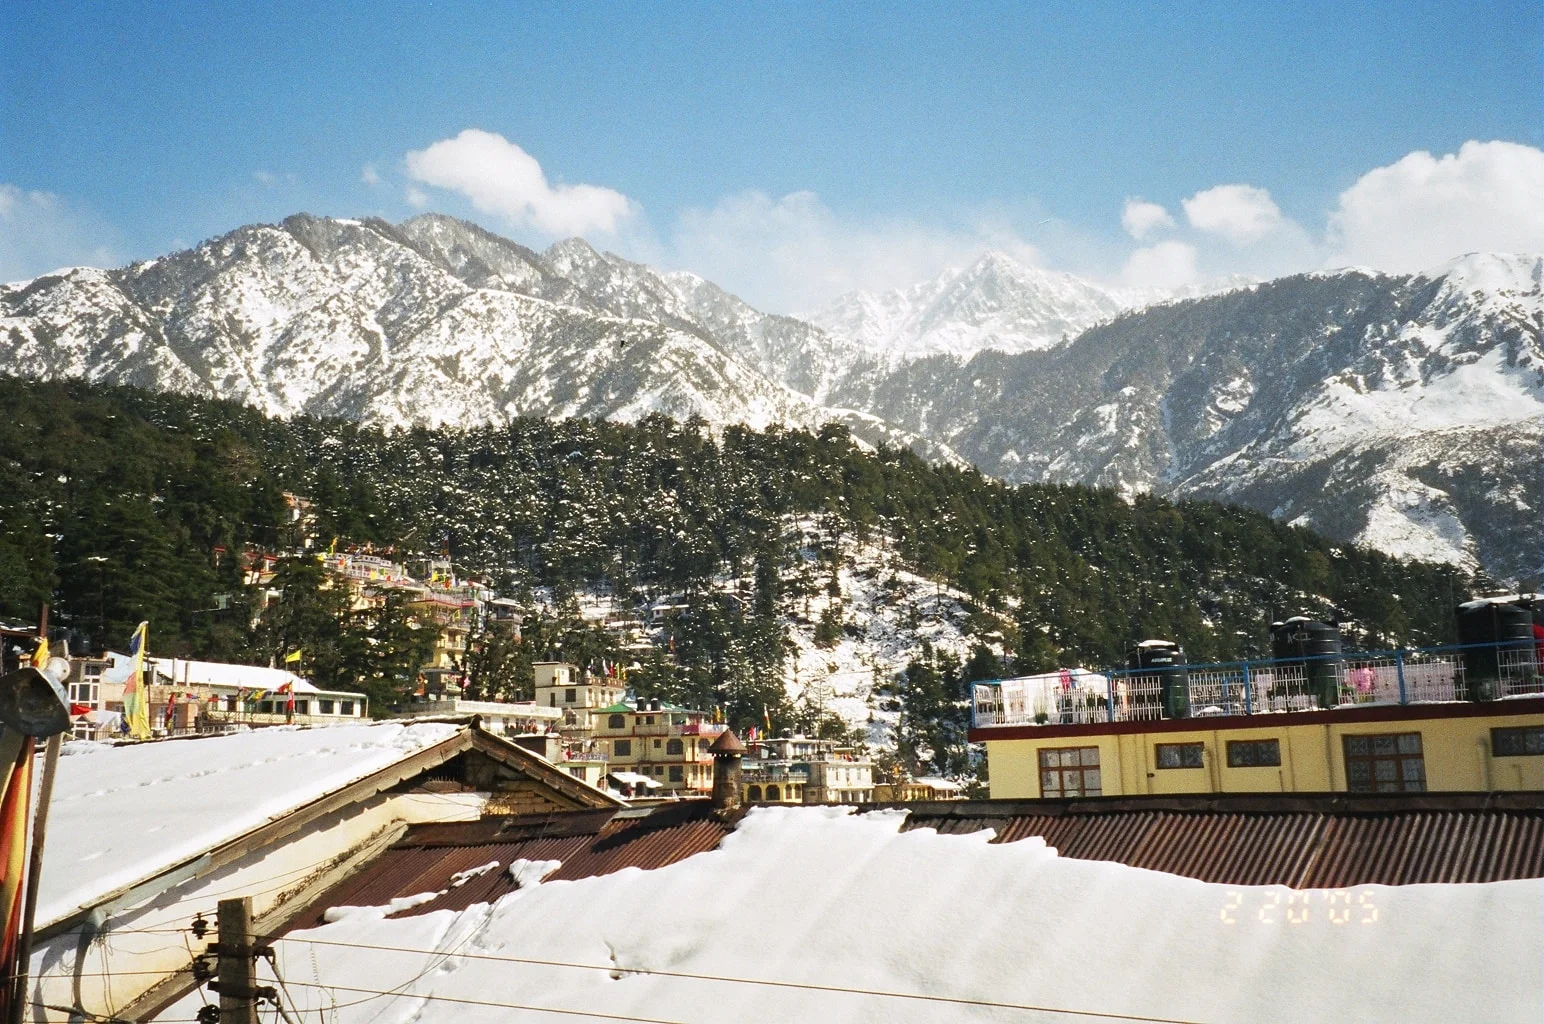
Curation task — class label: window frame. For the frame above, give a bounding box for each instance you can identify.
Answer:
[666,738,684,755]
[1491,726,1544,757]
[1226,738,1282,768]
[1037,746,1102,798]
[668,765,683,782]
[607,714,625,729]
[1343,732,1425,793]
[1155,742,1205,769]
[613,739,632,757]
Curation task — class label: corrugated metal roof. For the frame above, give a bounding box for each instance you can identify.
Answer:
[292,802,734,928]
[896,793,1544,887]
[287,792,1543,928]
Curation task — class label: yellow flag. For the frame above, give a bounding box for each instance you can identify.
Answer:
[284,649,303,664]
[29,636,47,669]
[125,622,151,740]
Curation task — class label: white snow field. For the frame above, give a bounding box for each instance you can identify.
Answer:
[38,721,460,927]
[169,806,1542,1024]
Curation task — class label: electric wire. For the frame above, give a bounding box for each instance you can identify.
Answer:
[275,936,1212,1024]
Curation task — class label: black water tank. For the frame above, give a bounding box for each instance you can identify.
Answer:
[1126,640,1189,719]
[1270,617,1342,708]
[1455,598,1534,701]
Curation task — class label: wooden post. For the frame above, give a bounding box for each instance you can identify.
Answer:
[217,897,258,1024]
[10,731,62,1024]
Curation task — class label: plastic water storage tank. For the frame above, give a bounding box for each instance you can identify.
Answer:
[1126,640,1189,719]
[1455,597,1535,701]
[1270,617,1342,708]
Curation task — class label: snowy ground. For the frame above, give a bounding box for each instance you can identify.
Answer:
[159,806,1543,1024]
[778,525,988,748]
[38,721,461,928]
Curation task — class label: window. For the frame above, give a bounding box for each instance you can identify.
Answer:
[1492,727,1544,757]
[666,738,684,755]
[748,785,762,801]
[568,767,586,778]
[644,715,655,725]
[259,700,273,714]
[653,739,661,749]
[614,740,632,756]
[564,688,576,703]
[295,700,309,714]
[698,739,711,751]
[1156,743,1205,769]
[668,766,683,782]
[318,699,335,715]
[1038,747,1101,797]
[1344,733,1425,792]
[340,701,355,716]
[654,765,664,774]
[766,784,781,801]
[608,714,625,729]
[1227,739,1282,767]
[226,696,238,712]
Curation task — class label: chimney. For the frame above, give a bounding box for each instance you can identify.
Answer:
[708,729,746,812]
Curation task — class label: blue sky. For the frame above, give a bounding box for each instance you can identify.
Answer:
[3,1,1541,308]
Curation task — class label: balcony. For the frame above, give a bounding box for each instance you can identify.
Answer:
[972,641,1543,729]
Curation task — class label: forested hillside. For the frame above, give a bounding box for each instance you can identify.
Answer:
[0,376,1481,678]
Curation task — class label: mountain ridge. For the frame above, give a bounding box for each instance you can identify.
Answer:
[2,212,1538,580]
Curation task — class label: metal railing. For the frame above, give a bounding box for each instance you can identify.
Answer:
[972,640,1541,729]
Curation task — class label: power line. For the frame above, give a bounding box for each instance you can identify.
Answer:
[271,979,689,1024]
[276,936,1212,1024]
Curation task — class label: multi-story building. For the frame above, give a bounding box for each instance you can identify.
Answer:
[534,662,626,736]
[395,698,562,738]
[742,736,875,804]
[591,698,725,794]
[970,639,1544,798]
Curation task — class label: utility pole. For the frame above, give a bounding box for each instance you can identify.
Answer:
[216,897,259,1024]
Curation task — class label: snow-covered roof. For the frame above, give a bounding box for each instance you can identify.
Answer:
[38,721,462,928]
[148,657,362,697]
[164,806,1542,1023]
[606,771,662,789]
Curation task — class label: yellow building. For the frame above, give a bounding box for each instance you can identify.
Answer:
[533,661,626,737]
[973,699,1544,798]
[592,699,725,793]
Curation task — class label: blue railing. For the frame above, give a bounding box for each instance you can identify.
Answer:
[971,640,1543,729]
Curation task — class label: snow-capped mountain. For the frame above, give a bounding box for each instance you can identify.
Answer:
[1,213,1538,579]
[808,251,1129,362]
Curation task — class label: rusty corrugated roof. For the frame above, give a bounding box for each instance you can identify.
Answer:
[286,792,1543,929]
[896,792,1544,886]
[291,802,734,928]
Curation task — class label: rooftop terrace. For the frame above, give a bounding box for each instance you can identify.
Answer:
[972,640,1542,730]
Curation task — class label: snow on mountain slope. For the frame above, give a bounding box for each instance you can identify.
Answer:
[808,250,1127,362]
[779,523,986,748]
[1,211,1537,578]
[0,216,841,434]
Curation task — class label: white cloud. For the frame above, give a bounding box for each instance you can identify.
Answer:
[1326,140,1544,272]
[1121,240,1199,290]
[360,164,381,187]
[668,189,1044,313]
[405,129,635,237]
[252,170,276,187]
[1121,198,1174,240]
[0,185,119,283]
[1182,184,1284,245]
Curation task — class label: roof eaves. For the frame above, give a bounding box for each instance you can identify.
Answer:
[36,726,477,939]
[468,726,625,810]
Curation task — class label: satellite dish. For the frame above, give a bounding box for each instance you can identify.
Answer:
[0,667,70,737]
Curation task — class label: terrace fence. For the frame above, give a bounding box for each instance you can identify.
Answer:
[972,640,1543,729]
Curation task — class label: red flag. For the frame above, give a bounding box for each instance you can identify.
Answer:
[68,703,92,717]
